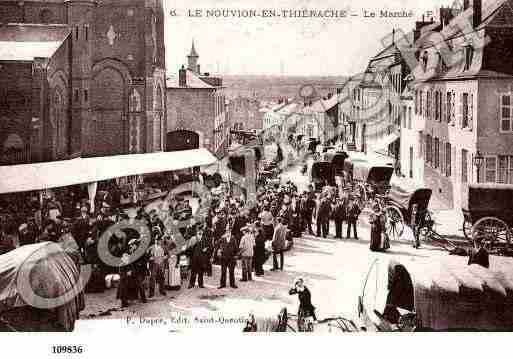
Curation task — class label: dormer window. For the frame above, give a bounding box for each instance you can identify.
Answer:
[464,45,473,71]
[421,51,428,71]
[437,52,448,72]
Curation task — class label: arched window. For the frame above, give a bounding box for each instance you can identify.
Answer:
[154,86,164,151]
[40,9,53,24]
[50,88,68,158]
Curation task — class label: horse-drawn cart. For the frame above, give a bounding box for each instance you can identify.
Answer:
[380,185,433,242]
[344,157,394,207]
[462,183,513,253]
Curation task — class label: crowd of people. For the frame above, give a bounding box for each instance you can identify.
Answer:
[0,138,396,311]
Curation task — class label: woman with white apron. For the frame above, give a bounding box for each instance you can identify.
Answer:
[164,240,181,290]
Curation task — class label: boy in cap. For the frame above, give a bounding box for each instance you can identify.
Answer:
[239,225,256,282]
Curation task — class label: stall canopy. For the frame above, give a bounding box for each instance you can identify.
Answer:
[0,148,217,194]
[369,132,400,152]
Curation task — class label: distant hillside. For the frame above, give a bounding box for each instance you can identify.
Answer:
[221,75,348,102]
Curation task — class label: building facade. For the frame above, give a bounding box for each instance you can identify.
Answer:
[0,0,167,165]
[228,96,262,131]
[166,43,229,158]
[407,0,513,209]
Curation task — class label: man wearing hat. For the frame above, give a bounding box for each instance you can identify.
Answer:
[346,194,361,240]
[271,217,288,271]
[148,236,168,297]
[187,226,210,289]
[18,223,35,247]
[239,224,256,282]
[217,227,239,289]
[73,205,91,257]
[253,221,266,277]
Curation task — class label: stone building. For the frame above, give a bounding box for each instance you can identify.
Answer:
[407,0,513,209]
[0,0,167,165]
[166,42,229,158]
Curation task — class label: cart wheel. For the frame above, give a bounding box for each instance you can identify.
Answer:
[471,217,511,250]
[384,205,404,241]
[462,218,472,240]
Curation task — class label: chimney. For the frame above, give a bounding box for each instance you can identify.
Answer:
[197,64,200,74]
[473,0,482,27]
[179,65,186,87]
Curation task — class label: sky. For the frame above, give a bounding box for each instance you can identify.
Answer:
[164,0,452,76]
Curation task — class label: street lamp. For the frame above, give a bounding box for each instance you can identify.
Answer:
[473,151,484,183]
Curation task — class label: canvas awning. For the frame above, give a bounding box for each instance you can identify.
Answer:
[0,148,217,194]
[370,132,400,151]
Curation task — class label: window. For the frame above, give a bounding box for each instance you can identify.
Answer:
[439,91,443,122]
[84,25,89,41]
[74,89,79,102]
[426,134,432,165]
[415,91,418,115]
[84,89,88,102]
[500,94,512,132]
[464,45,474,71]
[498,155,513,184]
[485,157,497,183]
[451,92,456,125]
[426,91,431,119]
[419,91,423,118]
[435,91,439,121]
[409,146,413,178]
[402,106,407,128]
[408,107,412,129]
[75,26,79,40]
[445,142,452,177]
[461,149,468,183]
[446,92,451,123]
[422,51,428,70]
[434,137,439,168]
[40,9,53,24]
[469,94,473,129]
[440,141,445,174]
[462,93,469,128]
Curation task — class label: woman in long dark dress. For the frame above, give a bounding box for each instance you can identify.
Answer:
[253,222,266,276]
[369,203,383,252]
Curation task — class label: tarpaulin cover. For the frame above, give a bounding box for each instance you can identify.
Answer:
[461,183,513,213]
[0,148,217,194]
[387,258,513,331]
[0,242,83,331]
[352,162,394,183]
[387,184,431,212]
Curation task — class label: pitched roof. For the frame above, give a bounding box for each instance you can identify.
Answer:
[166,69,214,89]
[0,23,70,61]
[306,96,338,113]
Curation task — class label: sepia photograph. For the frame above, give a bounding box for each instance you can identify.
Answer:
[1,0,513,351]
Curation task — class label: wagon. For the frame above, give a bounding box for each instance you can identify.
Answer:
[324,151,348,177]
[309,161,336,192]
[344,157,394,206]
[0,242,85,332]
[358,257,513,331]
[382,184,432,241]
[462,183,513,252]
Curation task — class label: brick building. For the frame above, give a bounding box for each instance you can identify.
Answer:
[0,0,166,165]
[166,42,229,158]
[406,0,513,209]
